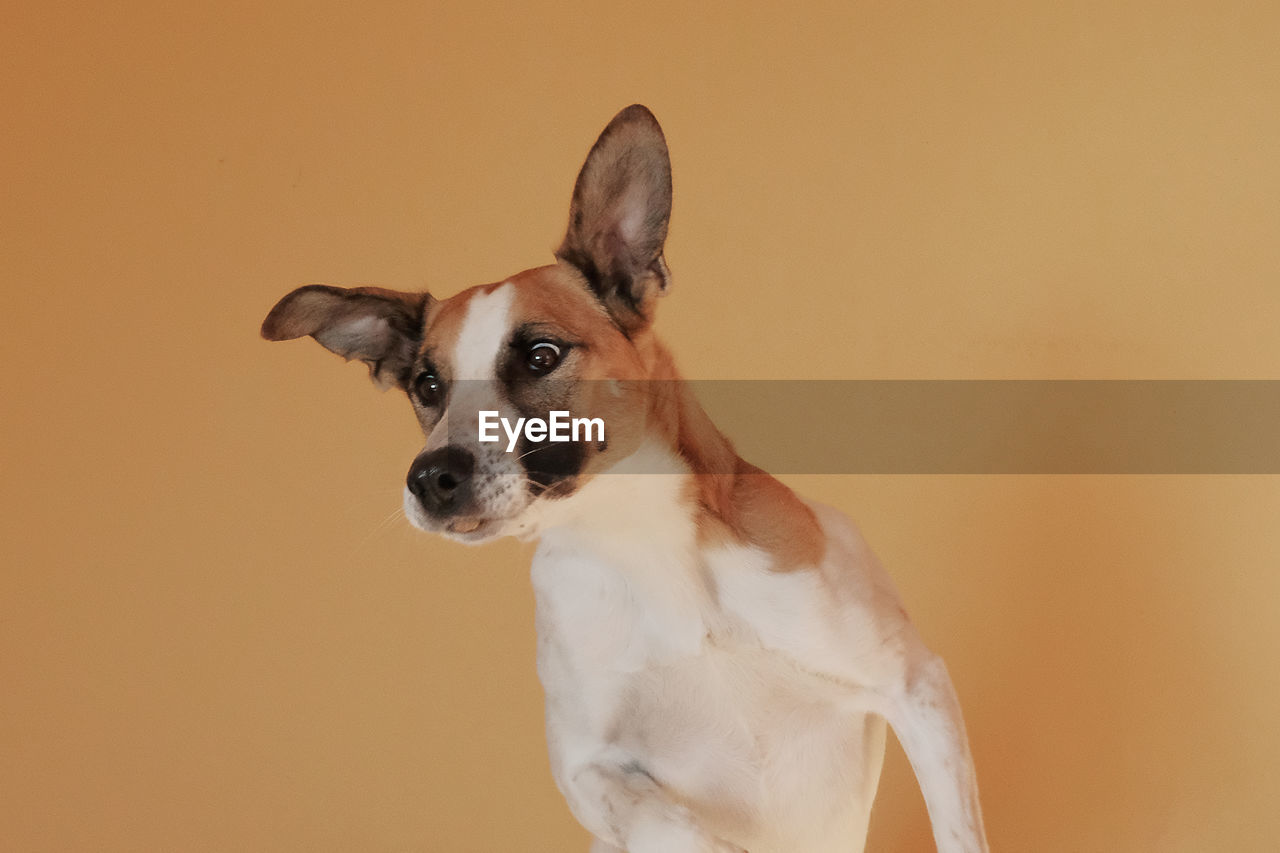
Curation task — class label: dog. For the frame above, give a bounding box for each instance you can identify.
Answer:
[261,105,988,853]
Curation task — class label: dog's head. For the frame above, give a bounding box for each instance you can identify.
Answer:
[262,105,675,542]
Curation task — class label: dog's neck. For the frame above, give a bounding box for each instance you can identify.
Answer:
[533,334,825,572]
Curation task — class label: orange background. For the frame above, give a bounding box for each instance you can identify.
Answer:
[4,2,1279,850]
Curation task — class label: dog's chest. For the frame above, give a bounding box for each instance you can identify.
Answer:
[528,532,878,851]
[530,533,712,720]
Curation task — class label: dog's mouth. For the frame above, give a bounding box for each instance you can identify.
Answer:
[400,470,542,544]
[436,514,508,543]
[453,512,486,532]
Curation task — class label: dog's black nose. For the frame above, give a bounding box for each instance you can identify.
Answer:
[406,447,476,515]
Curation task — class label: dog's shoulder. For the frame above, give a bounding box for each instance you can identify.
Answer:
[708,497,912,667]
[805,499,909,613]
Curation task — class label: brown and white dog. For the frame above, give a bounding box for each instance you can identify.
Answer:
[261,105,988,853]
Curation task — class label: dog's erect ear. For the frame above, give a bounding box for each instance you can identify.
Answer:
[260,285,432,390]
[556,104,672,333]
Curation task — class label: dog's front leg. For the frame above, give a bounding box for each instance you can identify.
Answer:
[879,652,989,853]
[564,759,745,853]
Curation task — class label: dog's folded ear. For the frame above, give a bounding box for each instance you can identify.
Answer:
[260,285,431,390]
[556,104,673,333]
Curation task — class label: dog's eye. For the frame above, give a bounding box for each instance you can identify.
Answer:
[414,373,444,406]
[525,341,562,375]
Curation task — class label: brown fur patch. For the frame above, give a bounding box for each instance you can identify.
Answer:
[506,264,655,477]
[637,332,826,571]
[728,459,825,570]
[506,265,640,378]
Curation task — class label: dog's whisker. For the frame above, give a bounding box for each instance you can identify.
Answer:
[357,505,407,547]
[515,443,562,463]
[525,479,554,495]
[381,506,406,531]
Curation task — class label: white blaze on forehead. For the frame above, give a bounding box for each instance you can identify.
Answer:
[452,283,515,381]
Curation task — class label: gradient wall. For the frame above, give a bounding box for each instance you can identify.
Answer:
[4,2,1279,850]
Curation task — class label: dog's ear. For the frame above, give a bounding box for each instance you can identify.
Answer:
[261,285,432,390]
[556,104,672,333]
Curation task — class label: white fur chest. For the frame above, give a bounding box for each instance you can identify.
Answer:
[529,528,774,850]
[532,532,708,676]
[521,445,888,852]
[526,514,881,849]
[529,511,713,765]
[528,445,713,725]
